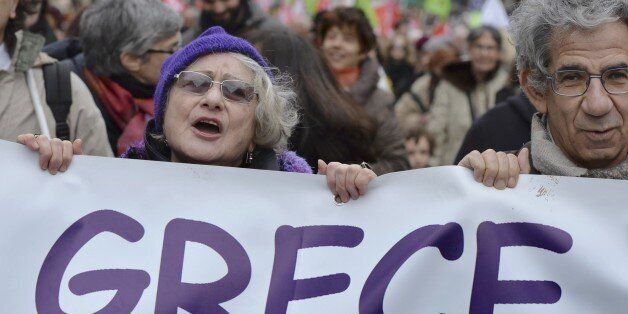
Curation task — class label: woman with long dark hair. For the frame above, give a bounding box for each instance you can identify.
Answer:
[255,30,409,174]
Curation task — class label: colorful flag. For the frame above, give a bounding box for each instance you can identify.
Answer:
[424,0,451,18]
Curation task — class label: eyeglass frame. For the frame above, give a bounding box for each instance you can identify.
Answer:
[545,66,628,97]
[173,71,258,103]
[145,38,183,55]
[146,48,179,55]
[470,43,500,53]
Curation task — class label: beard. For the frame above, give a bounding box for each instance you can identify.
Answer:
[199,4,248,35]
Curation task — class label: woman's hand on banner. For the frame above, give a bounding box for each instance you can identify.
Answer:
[458,148,531,189]
[17,134,83,175]
[317,160,377,203]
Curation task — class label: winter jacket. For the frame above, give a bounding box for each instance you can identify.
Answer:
[123,120,313,173]
[0,31,112,157]
[183,0,287,47]
[348,58,410,175]
[427,61,509,165]
[454,93,536,164]
[394,73,439,131]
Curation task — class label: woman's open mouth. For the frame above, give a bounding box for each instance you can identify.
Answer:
[192,119,222,140]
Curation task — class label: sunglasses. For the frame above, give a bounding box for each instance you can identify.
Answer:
[173,71,257,103]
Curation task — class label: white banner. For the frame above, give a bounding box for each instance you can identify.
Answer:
[0,140,627,313]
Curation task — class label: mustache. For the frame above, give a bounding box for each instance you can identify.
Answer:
[575,114,622,131]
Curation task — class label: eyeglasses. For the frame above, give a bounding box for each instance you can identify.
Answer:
[547,67,628,97]
[470,43,499,53]
[146,48,178,55]
[146,39,183,55]
[174,71,257,103]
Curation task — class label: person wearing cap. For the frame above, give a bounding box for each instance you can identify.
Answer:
[18,27,377,203]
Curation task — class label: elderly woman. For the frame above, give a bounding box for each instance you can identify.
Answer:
[44,0,183,156]
[427,26,510,166]
[18,27,377,203]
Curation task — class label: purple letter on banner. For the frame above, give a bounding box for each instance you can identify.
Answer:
[154,219,251,313]
[36,210,149,313]
[470,222,573,314]
[265,225,364,313]
[359,223,464,314]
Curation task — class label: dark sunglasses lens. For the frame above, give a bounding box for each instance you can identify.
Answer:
[222,80,255,102]
[176,72,212,94]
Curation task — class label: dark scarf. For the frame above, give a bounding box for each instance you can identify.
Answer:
[110,74,155,99]
[385,59,413,84]
[385,59,415,98]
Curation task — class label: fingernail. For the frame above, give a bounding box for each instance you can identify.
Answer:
[334,195,342,204]
[495,180,506,189]
[485,178,494,186]
[508,177,516,187]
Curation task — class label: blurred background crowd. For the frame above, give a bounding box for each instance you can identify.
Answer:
[2,0,532,173]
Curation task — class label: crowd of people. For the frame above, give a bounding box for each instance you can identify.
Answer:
[1,0,626,197]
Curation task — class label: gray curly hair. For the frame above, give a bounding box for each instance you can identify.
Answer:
[231,54,299,153]
[509,0,628,92]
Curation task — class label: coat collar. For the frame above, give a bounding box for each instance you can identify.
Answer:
[347,57,381,105]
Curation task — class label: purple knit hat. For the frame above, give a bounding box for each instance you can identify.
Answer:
[152,26,272,132]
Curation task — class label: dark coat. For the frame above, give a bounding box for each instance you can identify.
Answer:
[348,58,410,175]
[454,93,536,164]
[385,59,415,99]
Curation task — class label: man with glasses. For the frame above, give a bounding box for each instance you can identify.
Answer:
[458,0,628,188]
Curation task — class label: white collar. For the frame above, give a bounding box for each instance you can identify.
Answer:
[0,43,11,71]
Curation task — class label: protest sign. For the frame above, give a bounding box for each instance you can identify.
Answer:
[0,140,626,313]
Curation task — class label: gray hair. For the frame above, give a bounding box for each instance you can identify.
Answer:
[80,0,182,77]
[509,0,628,91]
[231,53,299,153]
